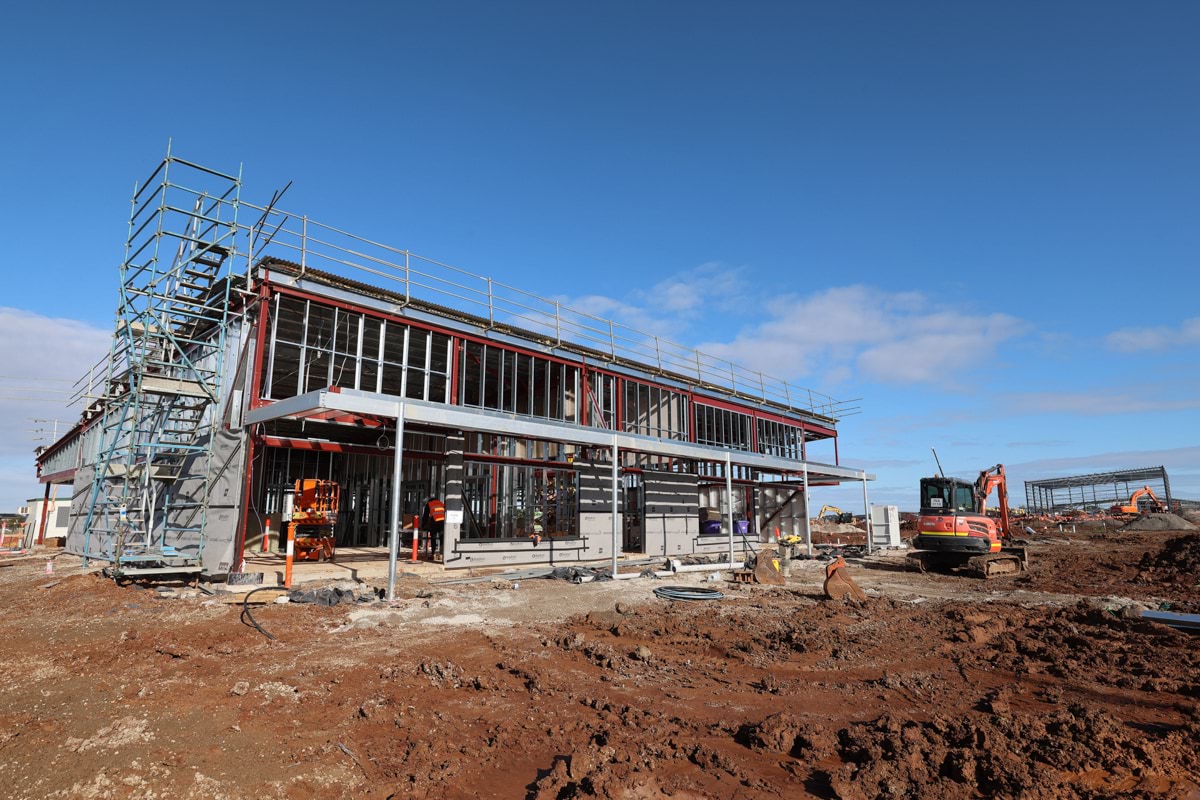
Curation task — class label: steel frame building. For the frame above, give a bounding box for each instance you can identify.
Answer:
[1024,466,1172,515]
[36,150,875,587]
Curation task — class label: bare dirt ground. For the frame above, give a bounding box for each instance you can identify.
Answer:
[1,526,1198,799]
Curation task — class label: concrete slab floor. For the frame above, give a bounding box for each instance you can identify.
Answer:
[238,545,657,587]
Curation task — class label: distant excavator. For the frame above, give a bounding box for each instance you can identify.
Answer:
[1110,486,1165,517]
[908,460,1028,578]
[816,504,855,524]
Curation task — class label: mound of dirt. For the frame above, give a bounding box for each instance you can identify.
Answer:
[819,701,1200,800]
[1121,513,1197,532]
[1134,534,1200,592]
[811,522,863,535]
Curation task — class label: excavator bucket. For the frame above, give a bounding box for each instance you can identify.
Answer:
[823,556,868,603]
[752,554,786,585]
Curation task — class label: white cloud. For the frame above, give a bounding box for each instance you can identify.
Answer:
[698,285,1027,386]
[563,268,1028,391]
[0,307,110,510]
[1105,316,1200,353]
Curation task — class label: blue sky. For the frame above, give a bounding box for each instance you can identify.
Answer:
[1,1,1196,511]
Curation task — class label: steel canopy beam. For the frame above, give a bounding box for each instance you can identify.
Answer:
[246,387,875,483]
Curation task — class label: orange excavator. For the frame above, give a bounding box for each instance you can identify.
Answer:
[1110,486,1165,517]
[908,461,1028,578]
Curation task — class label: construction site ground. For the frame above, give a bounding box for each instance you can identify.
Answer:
[1,523,1198,799]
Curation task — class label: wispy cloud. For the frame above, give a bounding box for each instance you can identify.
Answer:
[1006,445,1200,476]
[568,262,748,339]
[1105,316,1200,353]
[0,307,110,509]
[1006,440,1072,448]
[1005,390,1200,416]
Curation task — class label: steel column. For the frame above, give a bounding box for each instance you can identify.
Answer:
[725,452,734,565]
[611,438,619,578]
[387,402,406,600]
[862,476,872,555]
[802,463,812,557]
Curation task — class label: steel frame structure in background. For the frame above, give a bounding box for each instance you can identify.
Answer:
[1024,466,1172,515]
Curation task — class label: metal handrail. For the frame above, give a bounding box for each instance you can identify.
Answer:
[236,198,848,420]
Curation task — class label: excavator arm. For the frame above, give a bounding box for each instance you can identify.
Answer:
[974,464,1012,541]
[1124,486,1165,513]
[1113,484,1161,515]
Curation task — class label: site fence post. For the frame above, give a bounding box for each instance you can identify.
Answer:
[300,215,307,276]
[404,251,410,306]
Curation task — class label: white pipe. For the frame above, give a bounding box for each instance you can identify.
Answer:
[670,560,741,573]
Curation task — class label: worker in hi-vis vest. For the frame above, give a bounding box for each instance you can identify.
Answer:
[421,496,446,556]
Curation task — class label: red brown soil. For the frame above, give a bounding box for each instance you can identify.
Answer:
[1,527,1198,799]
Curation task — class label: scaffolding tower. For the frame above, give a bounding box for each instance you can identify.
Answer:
[81,149,242,576]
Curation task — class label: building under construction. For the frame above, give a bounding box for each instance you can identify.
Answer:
[35,151,874,583]
[1024,466,1173,515]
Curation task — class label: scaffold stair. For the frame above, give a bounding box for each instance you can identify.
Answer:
[80,151,241,578]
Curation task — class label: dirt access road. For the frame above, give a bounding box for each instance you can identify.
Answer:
[0,526,1197,799]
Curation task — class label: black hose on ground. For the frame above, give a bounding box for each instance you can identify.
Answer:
[240,587,279,641]
[653,585,724,601]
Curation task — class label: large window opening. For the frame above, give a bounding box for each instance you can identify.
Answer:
[757,418,804,460]
[262,295,451,403]
[460,461,579,540]
[622,380,688,440]
[457,341,579,423]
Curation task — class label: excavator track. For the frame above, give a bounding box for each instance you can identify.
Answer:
[907,546,1028,579]
[965,547,1029,579]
